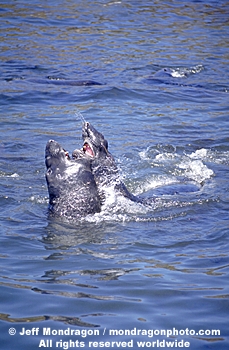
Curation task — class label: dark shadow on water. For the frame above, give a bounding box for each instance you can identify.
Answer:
[0,313,100,328]
[42,219,119,249]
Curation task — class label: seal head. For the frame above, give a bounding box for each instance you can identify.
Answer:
[45,139,101,219]
[73,122,140,202]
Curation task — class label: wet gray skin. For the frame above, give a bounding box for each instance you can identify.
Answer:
[72,122,140,202]
[45,139,102,219]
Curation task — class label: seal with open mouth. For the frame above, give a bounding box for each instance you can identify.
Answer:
[45,139,102,219]
[72,122,140,203]
[73,122,201,204]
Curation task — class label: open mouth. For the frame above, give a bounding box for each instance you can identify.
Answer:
[83,142,95,157]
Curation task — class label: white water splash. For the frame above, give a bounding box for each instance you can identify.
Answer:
[170,65,204,78]
[189,148,208,159]
[178,159,213,183]
[0,172,19,178]
[139,146,214,186]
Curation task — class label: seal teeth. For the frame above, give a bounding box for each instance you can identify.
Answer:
[83,143,94,157]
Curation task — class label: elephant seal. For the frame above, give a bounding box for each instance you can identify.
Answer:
[45,139,101,219]
[73,122,199,205]
[72,122,140,203]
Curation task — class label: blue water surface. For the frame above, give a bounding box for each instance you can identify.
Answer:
[0,1,229,349]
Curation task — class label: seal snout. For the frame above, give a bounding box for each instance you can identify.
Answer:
[46,139,70,160]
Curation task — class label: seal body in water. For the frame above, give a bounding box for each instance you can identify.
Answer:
[73,122,200,204]
[73,122,141,203]
[45,139,101,219]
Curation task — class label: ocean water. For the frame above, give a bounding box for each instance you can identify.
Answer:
[0,1,229,349]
